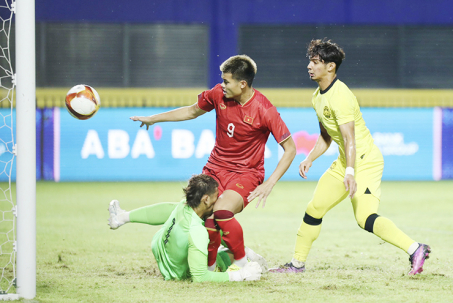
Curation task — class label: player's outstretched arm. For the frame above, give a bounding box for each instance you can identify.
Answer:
[299,122,332,179]
[188,226,262,282]
[339,121,357,198]
[248,137,296,208]
[130,103,206,130]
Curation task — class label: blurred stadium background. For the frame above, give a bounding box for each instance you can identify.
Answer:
[3,0,452,183]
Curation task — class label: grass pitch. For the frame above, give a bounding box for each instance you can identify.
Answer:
[5,180,453,302]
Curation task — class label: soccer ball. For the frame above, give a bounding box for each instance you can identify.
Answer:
[65,84,101,120]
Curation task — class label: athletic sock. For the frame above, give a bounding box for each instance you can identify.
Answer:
[129,202,178,225]
[206,218,221,267]
[214,210,246,261]
[294,221,322,262]
[372,216,415,252]
[407,242,420,255]
[118,211,130,225]
[233,256,248,268]
[207,263,217,272]
[291,258,305,268]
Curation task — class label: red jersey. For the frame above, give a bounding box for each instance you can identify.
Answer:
[197,84,291,176]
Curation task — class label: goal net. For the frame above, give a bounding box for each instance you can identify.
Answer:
[0,0,16,297]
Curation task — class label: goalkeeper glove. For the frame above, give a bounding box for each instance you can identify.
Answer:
[227,262,262,282]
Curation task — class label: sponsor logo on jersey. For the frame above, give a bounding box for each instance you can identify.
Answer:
[220,103,226,110]
[323,106,331,118]
[244,115,254,125]
[236,183,244,189]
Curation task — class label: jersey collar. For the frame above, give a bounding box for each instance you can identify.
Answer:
[186,203,204,222]
[236,89,256,107]
[320,77,338,95]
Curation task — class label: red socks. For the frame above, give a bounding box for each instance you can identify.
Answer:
[206,218,221,267]
[214,210,246,260]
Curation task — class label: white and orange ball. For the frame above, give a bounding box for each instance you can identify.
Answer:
[65,84,101,120]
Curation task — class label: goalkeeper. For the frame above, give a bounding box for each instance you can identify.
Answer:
[108,174,262,282]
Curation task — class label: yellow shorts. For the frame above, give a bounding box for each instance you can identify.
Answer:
[326,144,384,200]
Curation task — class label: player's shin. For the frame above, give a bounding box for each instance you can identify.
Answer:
[365,215,415,253]
[129,202,178,225]
[214,210,247,267]
[294,213,322,262]
[206,218,221,267]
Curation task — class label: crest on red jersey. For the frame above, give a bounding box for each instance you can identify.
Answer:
[244,115,254,125]
[220,103,226,110]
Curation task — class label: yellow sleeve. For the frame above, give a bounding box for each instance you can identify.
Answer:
[331,87,355,126]
[311,91,321,122]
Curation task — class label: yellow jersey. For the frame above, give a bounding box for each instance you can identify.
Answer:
[312,78,374,167]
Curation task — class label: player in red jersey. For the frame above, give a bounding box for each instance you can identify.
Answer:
[131,55,296,270]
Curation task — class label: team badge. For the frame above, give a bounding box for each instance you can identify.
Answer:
[244,115,254,125]
[220,103,226,110]
[236,183,244,189]
[323,106,331,118]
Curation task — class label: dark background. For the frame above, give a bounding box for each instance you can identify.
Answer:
[25,0,453,88]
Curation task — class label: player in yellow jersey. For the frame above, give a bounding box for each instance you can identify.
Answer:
[270,39,430,275]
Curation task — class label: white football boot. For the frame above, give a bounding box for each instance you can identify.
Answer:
[108,200,126,230]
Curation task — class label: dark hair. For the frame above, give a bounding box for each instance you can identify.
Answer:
[183,174,218,208]
[307,39,345,72]
[220,55,257,87]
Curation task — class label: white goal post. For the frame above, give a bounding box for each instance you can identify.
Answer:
[0,0,36,300]
[15,0,36,300]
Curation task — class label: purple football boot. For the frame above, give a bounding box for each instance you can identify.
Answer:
[269,262,305,273]
[408,243,431,275]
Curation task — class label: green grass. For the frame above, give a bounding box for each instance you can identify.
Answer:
[3,180,453,302]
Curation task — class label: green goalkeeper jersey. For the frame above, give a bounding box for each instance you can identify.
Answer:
[151,200,229,282]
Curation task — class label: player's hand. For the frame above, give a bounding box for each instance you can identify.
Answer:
[344,174,357,199]
[130,116,155,130]
[240,262,262,281]
[227,262,262,281]
[248,181,275,209]
[299,159,312,179]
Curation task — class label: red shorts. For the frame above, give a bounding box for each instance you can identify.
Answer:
[202,166,263,208]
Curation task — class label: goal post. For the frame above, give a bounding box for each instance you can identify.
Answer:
[15,0,36,299]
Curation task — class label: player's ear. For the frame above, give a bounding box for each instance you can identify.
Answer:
[201,194,209,206]
[240,80,247,89]
[328,62,336,72]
